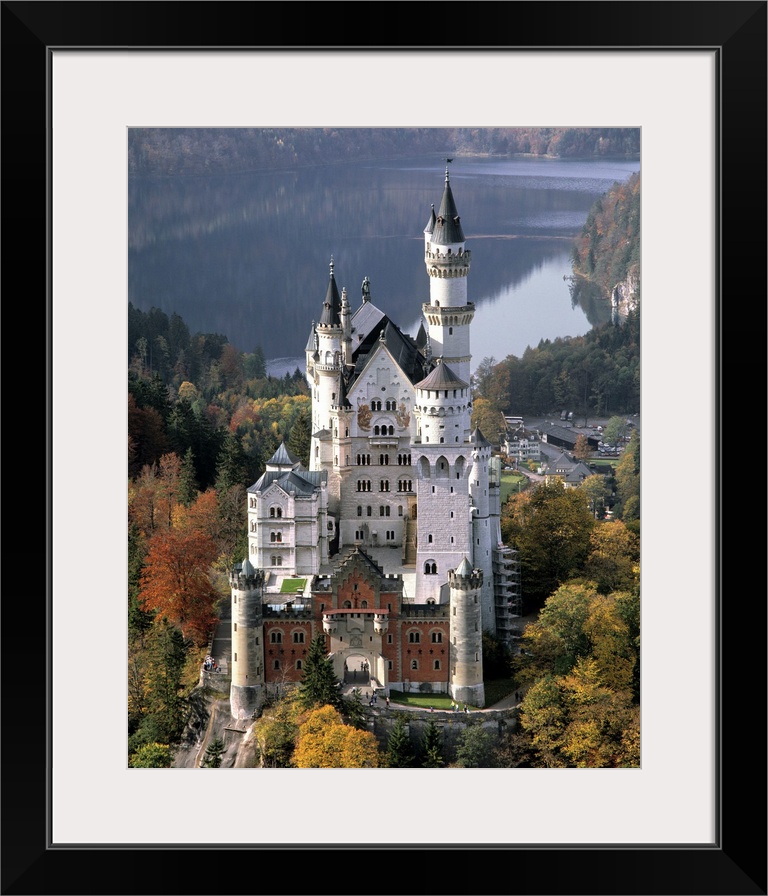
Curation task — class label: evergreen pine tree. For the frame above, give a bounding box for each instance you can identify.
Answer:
[178,447,199,506]
[215,431,249,493]
[201,736,225,768]
[420,718,445,768]
[386,715,415,768]
[297,634,342,710]
[287,407,312,468]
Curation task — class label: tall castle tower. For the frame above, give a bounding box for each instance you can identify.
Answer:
[413,166,476,605]
[448,557,485,708]
[422,166,474,388]
[229,558,266,720]
[307,258,343,473]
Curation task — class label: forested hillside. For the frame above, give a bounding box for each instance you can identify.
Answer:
[128,127,640,176]
[473,172,640,421]
[569,171,641,323]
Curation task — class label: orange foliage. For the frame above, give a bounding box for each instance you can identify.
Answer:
[138,528,220,645]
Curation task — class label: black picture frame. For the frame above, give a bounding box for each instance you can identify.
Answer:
[2,3,765,894]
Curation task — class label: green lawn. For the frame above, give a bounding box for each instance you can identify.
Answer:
[388,678,516,711]
[279,577,308,593]
[500,471,528,505]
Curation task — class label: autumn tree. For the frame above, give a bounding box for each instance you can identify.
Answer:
[584,520,640,594]
[579,473,609,519]
[129,619,192,753]
[129,742,173,768]
[293,705,381,768]
[614,429,640,524]
[470,397,505,444]
[573,433,592,461]
[501,481,595,606]
[296,634,342,710]
[517,660,639,768]
[138,528,220,644]
[255,695,301,768]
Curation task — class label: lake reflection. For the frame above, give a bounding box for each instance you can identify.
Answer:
[128,155,640,369]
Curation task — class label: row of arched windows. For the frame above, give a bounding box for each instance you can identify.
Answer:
[397,454,411,465]
[269,531,283,542]
[373,425,395,436]
[406,631,444,644]
[424,561,438,575]
[269,630,306,644]
[269,507,283,518]
[370,399,399,411]
[357,505,403,517]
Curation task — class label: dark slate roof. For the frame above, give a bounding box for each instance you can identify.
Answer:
[250,468,327,496]
[350,299,387,348]
[471,427,493,448]
[266,442,302,468]
[415,319,427,350]
[424,203,436,235]
[349,315,429,387]
[414,357,468,391]
[337,370,352,409]
[305,323,318,353]
[318,257,341,326]
[431,169,465,244]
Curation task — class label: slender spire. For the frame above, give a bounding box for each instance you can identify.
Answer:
[319,256,341,325]
[432,166,465,244]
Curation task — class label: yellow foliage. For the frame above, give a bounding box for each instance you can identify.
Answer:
[293,705,381,768]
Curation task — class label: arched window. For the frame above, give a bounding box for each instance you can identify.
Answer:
[269,507,276,517]
[411,659,419,670]
[292,631,305,644]
[273,659,281,670]
[270,532,276,543]
[357,506,362,517]
[343,600,352,608]
[361,600,368,608]
[408,631,421,643]
[433,659,441,670]
[270,631,282,644]
[388,426,394,435]
[431,631,443,643]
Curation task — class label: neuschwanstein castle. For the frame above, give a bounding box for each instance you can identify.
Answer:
[228,166,521,720]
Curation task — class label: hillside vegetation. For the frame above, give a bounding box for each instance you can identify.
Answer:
[129,127,640,176]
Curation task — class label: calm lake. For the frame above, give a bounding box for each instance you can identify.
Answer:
[128,155,640,375]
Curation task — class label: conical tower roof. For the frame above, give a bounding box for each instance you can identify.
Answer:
[455,556,473,576]
[318,256,341,326]
[431,167,465,244]
[471,426,493,448]
[266,441,302,469]
[414,357,468,391]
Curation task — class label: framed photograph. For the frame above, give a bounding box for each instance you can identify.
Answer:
[3,2,764,894]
